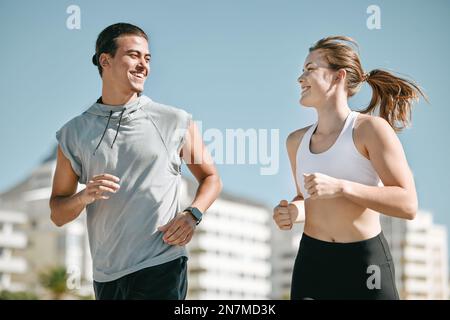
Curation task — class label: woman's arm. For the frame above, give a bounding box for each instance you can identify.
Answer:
[341,116,417,219]
[286,128,310,223]
[304,116,417,220]
[290,195,306,223]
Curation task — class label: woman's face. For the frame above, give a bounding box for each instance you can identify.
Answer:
[298,50,338,108]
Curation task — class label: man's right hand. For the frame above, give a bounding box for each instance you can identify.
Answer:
[273,200,298,230]
[79,174,121,205]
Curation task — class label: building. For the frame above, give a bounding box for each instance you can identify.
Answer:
[0,146,273,299]
[382,212,449,300]
[0,209,28,291]
[181,178,272,299]
[270,211,449,300]
[5,146,448,300]
[270,221,304,299]
[0,146,93,297]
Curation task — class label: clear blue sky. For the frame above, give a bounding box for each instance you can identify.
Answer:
[1,1,449,232]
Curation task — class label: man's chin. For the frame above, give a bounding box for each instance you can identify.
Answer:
[130,83,145,94]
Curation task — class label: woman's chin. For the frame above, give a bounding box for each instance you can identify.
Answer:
[299,96,310,106]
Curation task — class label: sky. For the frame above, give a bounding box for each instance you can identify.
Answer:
[1,1,449,236]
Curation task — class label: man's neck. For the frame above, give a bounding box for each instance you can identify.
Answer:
[100,89,139,106]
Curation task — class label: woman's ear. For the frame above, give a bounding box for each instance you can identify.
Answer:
[336,68,347,82]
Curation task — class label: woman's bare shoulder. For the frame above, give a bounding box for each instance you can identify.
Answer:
[286,125,313,148]
[354,113,393,138]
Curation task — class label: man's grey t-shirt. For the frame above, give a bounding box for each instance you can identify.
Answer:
[56,95,192,282]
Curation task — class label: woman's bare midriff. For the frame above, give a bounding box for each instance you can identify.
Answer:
[304,196,381,243]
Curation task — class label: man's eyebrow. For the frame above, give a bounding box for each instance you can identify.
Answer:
[125,49,151,58]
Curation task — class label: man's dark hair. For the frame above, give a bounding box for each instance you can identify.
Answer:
[92,23,148,76]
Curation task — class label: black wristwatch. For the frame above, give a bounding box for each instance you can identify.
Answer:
[184,206,203,225]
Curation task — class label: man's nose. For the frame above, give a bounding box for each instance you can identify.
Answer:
[136,61,147,72]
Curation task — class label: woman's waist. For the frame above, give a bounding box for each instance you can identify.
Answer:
[304,201,381,243]
[298,230,392,266]
[303,222,382,244]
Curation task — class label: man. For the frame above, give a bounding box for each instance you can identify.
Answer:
[49,23,222,300]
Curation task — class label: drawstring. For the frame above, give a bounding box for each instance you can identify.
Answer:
[93,108,125,155]
[93,99,139,155]
[93,110,113,155]
[111,108,125,148]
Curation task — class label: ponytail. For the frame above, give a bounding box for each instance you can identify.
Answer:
[309,36,427,132]
[362,69,427,132]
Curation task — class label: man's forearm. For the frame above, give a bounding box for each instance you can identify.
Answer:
[189,174,222,213]
[50,190,87,227]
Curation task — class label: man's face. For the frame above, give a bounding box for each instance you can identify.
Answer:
[102,35,151,94]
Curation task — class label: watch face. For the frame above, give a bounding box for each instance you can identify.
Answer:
[188,207,202,223]
[193,208,201,219]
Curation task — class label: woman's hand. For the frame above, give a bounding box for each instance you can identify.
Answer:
[303,173,344,200]
[273,200,299,230]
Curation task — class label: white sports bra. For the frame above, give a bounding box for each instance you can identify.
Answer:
[296,111,383,199]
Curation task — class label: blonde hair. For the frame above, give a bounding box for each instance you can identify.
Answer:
[309,36,427,132]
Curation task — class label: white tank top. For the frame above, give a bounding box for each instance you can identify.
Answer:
[296,111,382,199]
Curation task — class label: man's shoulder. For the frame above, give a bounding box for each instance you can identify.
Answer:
[142,98,192,120]
[57,112,89,133]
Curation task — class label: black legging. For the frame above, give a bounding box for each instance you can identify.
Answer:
[291,232,399,300]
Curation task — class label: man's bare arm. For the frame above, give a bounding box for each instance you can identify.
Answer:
[49,146,120,227]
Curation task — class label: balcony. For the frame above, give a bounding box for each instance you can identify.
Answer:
[403,247,427,262]
[403,279,430,294]
[0,256,27,273]
[0,232,27,249]
[403,263,429,278]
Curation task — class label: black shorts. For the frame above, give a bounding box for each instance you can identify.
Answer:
[291,232,399,300]
[93,256,188,300]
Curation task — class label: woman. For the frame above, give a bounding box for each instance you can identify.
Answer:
[273,36,426,300]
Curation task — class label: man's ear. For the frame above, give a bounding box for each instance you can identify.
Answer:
[99,53,111,67]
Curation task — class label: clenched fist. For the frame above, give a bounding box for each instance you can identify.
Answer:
[273,200,299,230]
[303,173,343,200]
[79,173,121,205]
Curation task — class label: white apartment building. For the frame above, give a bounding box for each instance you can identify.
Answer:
[382,212,449,300]
[1,146,273,299]
[270,220,304,299]
[181,178,272,299]
[270,211,449,300]
[3,145,448,300]
[0,210,28,291]
[0,147,93,297]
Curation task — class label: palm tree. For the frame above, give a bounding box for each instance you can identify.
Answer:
[39,266,68,299]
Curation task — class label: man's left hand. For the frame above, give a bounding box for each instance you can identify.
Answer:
[157,211,197,246]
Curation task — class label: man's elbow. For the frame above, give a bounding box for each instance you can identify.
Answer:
[49,199,65,227]
[210,174,223,197]
[50,210,65,227]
